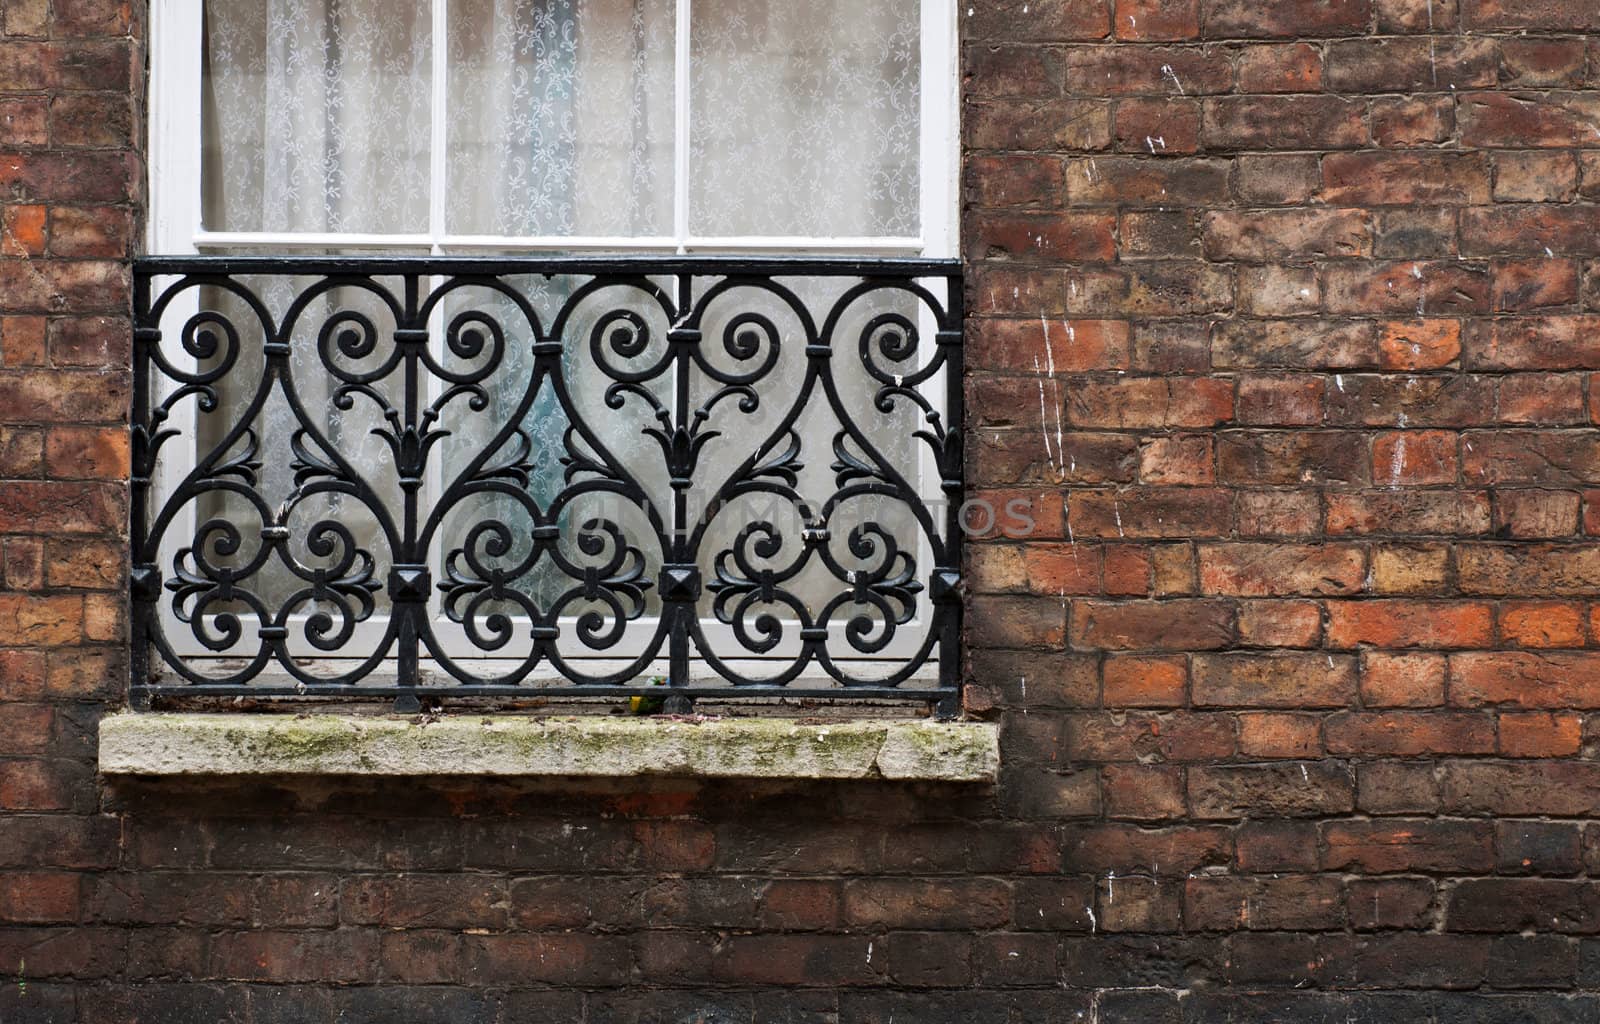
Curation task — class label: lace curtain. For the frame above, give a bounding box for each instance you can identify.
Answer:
[202,0,920,239]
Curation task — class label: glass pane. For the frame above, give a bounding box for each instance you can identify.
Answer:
[447,0,676,237]
[202,0,433,234]
[689,0,921,238]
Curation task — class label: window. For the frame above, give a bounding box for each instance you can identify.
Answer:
[136,0,960,712]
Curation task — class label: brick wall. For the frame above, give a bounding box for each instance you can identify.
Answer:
[965,0,1600,1017]
[5,0,1600,1019]
[0,0,141,1017]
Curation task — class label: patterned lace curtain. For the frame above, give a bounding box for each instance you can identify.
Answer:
[203,0,919,239]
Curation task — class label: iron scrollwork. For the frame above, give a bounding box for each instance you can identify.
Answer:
[131,256,963,713]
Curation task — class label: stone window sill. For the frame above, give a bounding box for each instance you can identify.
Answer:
[97,712,999,783]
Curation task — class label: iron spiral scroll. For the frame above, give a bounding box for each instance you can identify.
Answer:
[131,256,963,714]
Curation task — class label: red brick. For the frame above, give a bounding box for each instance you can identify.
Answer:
[1072,599,1234,650]
[1203,96,1367,150]
[969,98,1112,151]
[1138,434,1213,485]
[0,593,82,646]
[965,154,1065,210]
[1349,878,1435,930]
[968,0,1113,41]
[1185,875,1341,931]
[0,872,80,923]
[1068,487,1233,538]
[1500,712,1584,757]
[1112,98,1200,156]
[1192,652,1357,707]
[1324,820,1495,873]
[1326,37,1497,93]
[1,205,46,256]
[1064,46,1233,97]
[1103,654,1188,707]
[1238,265,1320,316]
[1218,430,1369,485]
[1361,652,1447,707]
[1324,712,1496,756]
[968,318,1130,373]
[1323,261,1491,316]
[1458,543,1600,595]
[966,45,1065,100]
[1237,713,1322,758]
[1104,764,1187,820]
[42,425,127,480]
[1465,0,1600,30]
[1190,763,1354,819]
[1203,0,1372,37]
[1062,823,1232,873]
[1236,374,1323,426]
[1066,157,1231,206]
[1326,600,1494,649]
[1214,320,1378,369]
[1451,651,1600,708]
[1104,544,1154,595]
[969,211,1116,263]
[1464,206,1600,257]
[1198,543,1364,596]
[1459,91,1600,148]
[1378,320,1461,371]
[1493,151,1579,201]
[1499,373,1586,425]
[1236,43,1323,93]
[1326,490,1491,535]
[1493,259,1580,312]
[1499,38,1590,87]
[1370,543,1448,593]
[1461,430,1600,485]
[0,317,47,367]
[1237,599,1321,647]
[1326,374,1492,429]
[844,878,1011,930]
[48,205,130,258]
[1370,96,1455,148]
[1202,208,1372,261]
[1067,377,1233,428]
[1371,430,1458,486]
[969,596,1066,649]
[1115,0,1199,38]
[1322,152,1490,206]
[1493,492,1581,539]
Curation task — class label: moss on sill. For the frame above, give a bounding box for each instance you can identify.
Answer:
[97,712,999,783]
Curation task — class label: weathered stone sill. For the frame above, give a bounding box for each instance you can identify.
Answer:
[98,712,999,782]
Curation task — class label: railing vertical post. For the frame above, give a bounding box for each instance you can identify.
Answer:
[392,273,427,713]
[935,270,965,720]
[129,267,154,709]
[663,272,697,709]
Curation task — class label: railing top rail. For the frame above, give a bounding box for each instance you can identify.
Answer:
[135,254,963,279]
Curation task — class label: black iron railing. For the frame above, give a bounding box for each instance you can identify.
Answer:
[131,256,963,714]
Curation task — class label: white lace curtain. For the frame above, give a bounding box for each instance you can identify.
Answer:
[201,0,920,239]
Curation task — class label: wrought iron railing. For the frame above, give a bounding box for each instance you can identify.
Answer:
[131,256,963,714]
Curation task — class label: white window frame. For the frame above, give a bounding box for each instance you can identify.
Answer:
[144,0,958,681]
[149,0,957,257]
